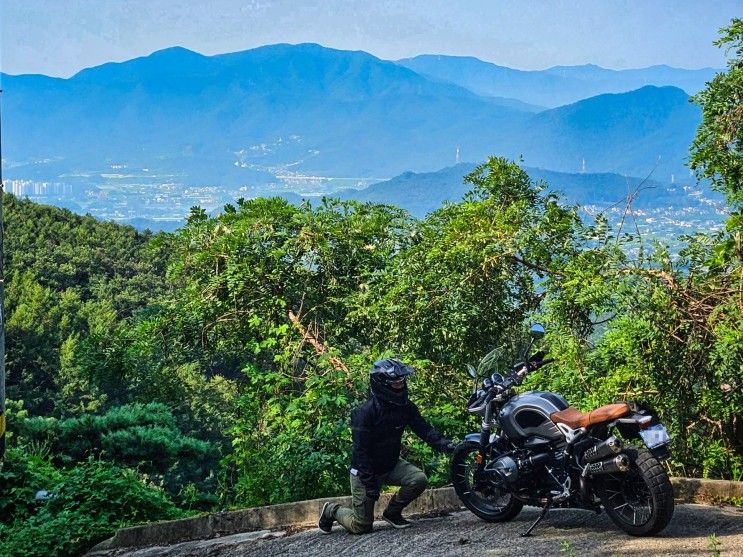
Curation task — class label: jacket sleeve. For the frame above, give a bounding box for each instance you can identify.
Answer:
[407,401,451,452]
[351,405,379,490]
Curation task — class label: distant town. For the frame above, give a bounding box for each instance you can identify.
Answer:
[6,164,727,248]
[3,165,376,232]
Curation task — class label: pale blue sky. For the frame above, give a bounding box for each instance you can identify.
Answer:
[0,0,739,77]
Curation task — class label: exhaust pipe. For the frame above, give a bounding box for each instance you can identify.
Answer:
[584,454,630,476]
[581,436,623,465]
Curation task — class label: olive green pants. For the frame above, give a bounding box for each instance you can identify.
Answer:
[325,459,428,534]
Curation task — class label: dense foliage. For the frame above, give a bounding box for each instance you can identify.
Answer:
[0,18,741,557]
[690,18,743,208]
[4,196,168,414]
[0,449,182,557]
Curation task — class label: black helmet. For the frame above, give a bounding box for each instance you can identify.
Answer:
[370,358,414,406]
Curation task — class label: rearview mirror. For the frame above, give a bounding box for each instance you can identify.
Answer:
[530,323,545,339]
[466,364,477,379]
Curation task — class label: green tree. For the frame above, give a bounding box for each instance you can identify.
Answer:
[690,18,743,209]
[14,403,217,503]
[358,157,585,367]
[2,195,169,416]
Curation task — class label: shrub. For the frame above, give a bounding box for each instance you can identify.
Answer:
[0,457,182,557]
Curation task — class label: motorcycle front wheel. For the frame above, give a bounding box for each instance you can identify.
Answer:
[450,440,523,522]
[597,445,674,536]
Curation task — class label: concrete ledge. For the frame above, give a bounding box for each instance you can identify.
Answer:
[89,478,742,553]
[90,487,462,552]
[671,477,743,503]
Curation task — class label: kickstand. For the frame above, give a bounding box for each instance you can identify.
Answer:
[520,499,552,537]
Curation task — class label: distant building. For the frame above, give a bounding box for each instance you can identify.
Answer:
[7,179,71,197]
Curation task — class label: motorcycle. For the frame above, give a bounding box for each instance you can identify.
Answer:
[451,324,674,537]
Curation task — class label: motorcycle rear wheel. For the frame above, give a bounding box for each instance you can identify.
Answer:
[597,445,674,536]
[451,440,523,522]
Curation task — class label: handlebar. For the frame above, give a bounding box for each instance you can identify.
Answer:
[467,356,555,413]
[499,356,554,389]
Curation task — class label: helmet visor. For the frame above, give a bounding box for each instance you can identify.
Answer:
[386,376,407,390]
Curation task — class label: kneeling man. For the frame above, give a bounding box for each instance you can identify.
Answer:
[319,359,455,534]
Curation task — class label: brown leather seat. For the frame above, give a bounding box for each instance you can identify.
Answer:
[550,403,630,429]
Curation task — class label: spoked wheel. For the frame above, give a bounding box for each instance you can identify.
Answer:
[598,446,674,536]
[450,440,523,522]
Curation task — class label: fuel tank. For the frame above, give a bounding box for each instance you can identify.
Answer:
[498,391,569,441]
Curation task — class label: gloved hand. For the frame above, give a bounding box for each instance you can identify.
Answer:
[443,440,457,454]
[366,488,380,501]
[530,350,547,363]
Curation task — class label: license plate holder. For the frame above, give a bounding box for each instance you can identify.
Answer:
[640,423,670,449]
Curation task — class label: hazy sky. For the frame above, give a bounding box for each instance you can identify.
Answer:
[0,0,739,77]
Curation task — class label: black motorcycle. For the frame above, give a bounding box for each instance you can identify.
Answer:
[451,324,674,537]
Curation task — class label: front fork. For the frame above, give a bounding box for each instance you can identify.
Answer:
[476,403,494,477]
[463,406,494,485]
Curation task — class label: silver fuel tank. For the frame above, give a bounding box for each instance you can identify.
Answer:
[498,391,569,441]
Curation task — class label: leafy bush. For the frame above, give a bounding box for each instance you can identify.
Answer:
[0,448,62,524]
[15,403,218,503]
[0,454,182,557]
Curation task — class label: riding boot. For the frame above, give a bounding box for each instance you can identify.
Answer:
[384,493,406,517]
[382,494,412,528]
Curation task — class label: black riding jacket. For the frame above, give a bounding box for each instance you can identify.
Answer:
[350,395,450,490]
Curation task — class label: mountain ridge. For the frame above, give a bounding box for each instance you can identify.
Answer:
[397,54,717,107]
[329,162,682,218]
[3,43,700,187]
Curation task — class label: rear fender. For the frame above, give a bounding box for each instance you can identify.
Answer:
[610,401,671,461]
[610,400,658,438]
[612,413,649,439]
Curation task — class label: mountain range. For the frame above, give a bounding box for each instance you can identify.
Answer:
[3,44,523,182]
[2,44,699,184]
[397,55,718,107]
[3,43,704,188]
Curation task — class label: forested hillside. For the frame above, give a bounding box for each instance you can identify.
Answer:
[0,19,740,557]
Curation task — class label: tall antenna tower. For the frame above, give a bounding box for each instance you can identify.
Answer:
[455,146,461,164]
[581,158,586,173]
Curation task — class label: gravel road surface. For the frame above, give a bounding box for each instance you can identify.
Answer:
[102,504,743,557]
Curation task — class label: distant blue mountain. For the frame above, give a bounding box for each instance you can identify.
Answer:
[397,55,718,107]
[3,44,529,182]
[510,86,700,178]
[2,44,700,186]
[330,163,718,219]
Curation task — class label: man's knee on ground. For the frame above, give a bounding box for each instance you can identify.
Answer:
[409,471,428,490]
[349,519,374,534]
